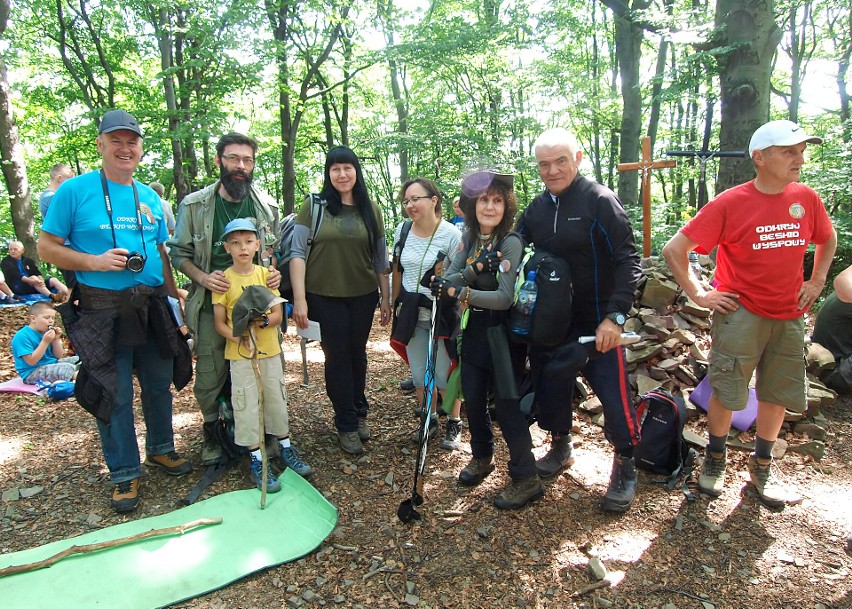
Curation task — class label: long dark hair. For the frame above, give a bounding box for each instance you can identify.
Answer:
[320,146,379,253]
[460,181,517,246]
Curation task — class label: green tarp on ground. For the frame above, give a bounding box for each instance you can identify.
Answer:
[0,469,337,609]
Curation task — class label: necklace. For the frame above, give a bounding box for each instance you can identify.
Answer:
[217,194,251,224]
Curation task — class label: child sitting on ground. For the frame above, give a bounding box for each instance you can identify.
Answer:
[212,218,313,492]
[12,301,79,384]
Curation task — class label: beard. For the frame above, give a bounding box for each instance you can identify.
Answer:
[220,167,254,201]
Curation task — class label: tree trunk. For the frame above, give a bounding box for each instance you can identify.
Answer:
[0,1,36,257]
[713,0,782,192]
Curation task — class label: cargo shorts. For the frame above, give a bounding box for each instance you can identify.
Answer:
[708,305,806,413]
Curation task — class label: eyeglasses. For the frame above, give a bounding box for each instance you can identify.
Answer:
[221,154,255,167]
[402,195,433,206]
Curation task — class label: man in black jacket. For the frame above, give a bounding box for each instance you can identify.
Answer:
[516,127,642,512]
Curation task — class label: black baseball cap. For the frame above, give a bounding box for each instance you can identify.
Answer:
[99,110,143,137]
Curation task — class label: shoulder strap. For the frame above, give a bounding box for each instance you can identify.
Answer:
[305,194,326,260]
[393,220,414,272]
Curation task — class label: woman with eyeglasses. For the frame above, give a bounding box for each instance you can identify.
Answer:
[430,170,542,510]
[390,178,464,450]
[289,146,390,457]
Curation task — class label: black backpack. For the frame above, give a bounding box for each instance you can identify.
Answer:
[510,246,573,347]
[277,194,325,300]
[634,389,698,498]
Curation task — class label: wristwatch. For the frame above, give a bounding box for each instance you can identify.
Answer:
[606,312,626,326]
[260,314,270,328]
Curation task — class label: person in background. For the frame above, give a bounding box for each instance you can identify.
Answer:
[391,178,464,451]
[289,146,391,456]
[812,264,852,394]
[149,181,176,236]
[449,195,465,233]
[1,241,69,302]
[39,163,74,218]
[662,119,836,508]
[12,301,79,384]
[38,109,192,513]
[0,270,22,304]
[433,170,543,509]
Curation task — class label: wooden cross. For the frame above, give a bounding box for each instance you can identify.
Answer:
[617,136,677,257]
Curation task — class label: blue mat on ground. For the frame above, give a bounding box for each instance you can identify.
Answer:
[0,469,338,609]
[0,294,50,308]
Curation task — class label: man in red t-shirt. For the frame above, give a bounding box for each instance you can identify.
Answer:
[662,120,837,508]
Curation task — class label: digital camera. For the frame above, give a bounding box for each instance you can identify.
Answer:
[126,252,146,273]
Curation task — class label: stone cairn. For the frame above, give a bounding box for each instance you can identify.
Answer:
[574,254,835,462]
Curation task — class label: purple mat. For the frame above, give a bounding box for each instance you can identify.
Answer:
[689,376,759,431]
[0,377,42,394]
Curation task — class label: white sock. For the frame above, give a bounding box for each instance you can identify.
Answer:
[279,437,291,449]
[250,448,262,461]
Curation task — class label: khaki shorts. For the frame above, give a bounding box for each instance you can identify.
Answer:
[708,306,806,413]
[231,356,289,447]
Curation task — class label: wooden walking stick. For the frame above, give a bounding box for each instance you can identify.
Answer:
[248,326,268,509]
[0,518,223,578]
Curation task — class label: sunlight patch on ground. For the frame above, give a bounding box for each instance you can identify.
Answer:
[596,530,656,563]
[799,480,852,530]
[0,437,25,465]
[172,411,198,429]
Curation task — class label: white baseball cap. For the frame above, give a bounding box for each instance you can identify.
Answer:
[748,120,822,157]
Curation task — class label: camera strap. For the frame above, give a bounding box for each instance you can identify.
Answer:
[99,168,148,262]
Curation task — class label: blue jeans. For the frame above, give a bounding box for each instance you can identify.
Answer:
[96,334,176,483]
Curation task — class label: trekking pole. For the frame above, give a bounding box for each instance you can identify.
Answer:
[249,326,268,509]
[398,296,442,523]
[398,253,446,523]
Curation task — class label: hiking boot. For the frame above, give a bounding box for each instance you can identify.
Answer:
[249,455,281,492]
[111,478,140,512]
[281,445,314,478]
[410,415,439,444]
[601,453,637,513]
[458,456,495,486]
[202,422,223,465]
[145,451,193,476]
[440,419,463,451]
[494,475,545,510]
[535,435,575,477]
[399,377,415,392]
[747,454,788,508]
[698,447,727,497]
[357,417,371,441]
[338,430,364,456]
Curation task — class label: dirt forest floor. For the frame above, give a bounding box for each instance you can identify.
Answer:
[0,304,850,609]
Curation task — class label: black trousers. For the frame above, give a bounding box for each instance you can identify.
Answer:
[307,290,378,433]
[462,350,536,481]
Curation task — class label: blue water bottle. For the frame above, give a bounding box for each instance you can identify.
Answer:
[511,270,538,335]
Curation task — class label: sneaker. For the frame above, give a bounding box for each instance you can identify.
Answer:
[746,454,788,508]
[338,430,364,456]
[698,447,727,497]
[458,456,495,486]
[281,445,314,477]
[249,455,281,492]
[357,417,372,441]
[440,419,463,451]
[535,435,575,477]
[601,453,637,513]
[111,478,140,512]
[410,415,439,444]
[145,451,193,476]
[399,377,415,392]
[494,475,545,509]
[202,422,223,465]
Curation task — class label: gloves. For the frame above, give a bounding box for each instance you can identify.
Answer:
[470,247,501,275]
[429,277,459,305]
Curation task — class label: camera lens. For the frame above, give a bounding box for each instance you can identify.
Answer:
[126,252,146,273]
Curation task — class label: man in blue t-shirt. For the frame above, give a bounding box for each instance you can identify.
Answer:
[38,109,192,513]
